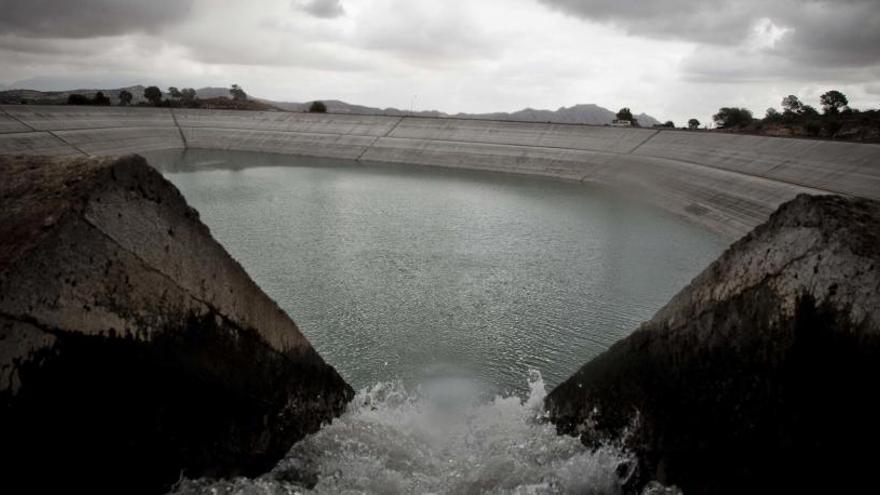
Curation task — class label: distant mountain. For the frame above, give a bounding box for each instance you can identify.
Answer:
[0,85,150,105]
[452,104,661,127]
[0,84,662,126]
[265,99,661,126]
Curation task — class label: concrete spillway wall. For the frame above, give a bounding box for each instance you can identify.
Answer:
[2,105,879,239]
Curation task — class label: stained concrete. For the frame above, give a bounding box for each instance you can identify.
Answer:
[1,105,878,238]
[0,154,353,494]
[545,194,880,494]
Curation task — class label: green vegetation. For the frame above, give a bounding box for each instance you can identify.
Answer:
[820,90,848,115]
[713,107,754,129]
[118,90,133,106]
[66,94,91,105]
[138,86,202,108]
[688,118,700,130]
[309,101,327,113]
[143,86,162,106]
[67,92,111,106]
[230,84,247,101]
[92,92,111,106]
[716,89,879,141]
[180,88,197,105]
[614,107,642,126]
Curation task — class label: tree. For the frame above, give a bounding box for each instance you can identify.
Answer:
[713,107,753,129]
[688,118,700,130]
[180,88,197,105]
[309,101,327,113]
[93,91,111,106]
[781,95,803,115]
[820,90,848,115]
[765,107,781,121]
[230,84,247,101]
[118,90,133,106]
[168,87,182,99]
[144,86,162,106]
[800,105,819,117]
[662,120,675,128]
[616,107,634,122]
[67,94,91,105]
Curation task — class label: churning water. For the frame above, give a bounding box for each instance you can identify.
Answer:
[173,371,631,495]
[144,149,725,493]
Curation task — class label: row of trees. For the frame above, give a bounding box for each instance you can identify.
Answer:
[67,92,111,106]
[614,89,863,137]
[108,84,250,107]
[63,83,331,114]
[711,90,853,132]
[140,85,202,107]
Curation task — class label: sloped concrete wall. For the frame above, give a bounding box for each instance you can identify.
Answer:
[0,106,184,155]
[545,194,880,493]
[0,154,353,493]
[2,105,878,238]
[634,131,880,198]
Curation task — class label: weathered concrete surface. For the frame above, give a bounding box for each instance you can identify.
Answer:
[2,105,879,238]
[545,194,880,494]
[635,130,880,198]
[0,154,353,494]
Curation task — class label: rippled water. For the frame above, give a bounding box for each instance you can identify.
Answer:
[143,149,724,493]
[148,149,726,394]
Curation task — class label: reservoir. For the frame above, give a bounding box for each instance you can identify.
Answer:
[146,149,726,394]
[145,149,728,493]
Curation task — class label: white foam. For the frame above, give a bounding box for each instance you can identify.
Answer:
[173,371,630,494]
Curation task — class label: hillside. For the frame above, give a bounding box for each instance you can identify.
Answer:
[453,104,660,127]
[266,98,660,126]
[0,85,661,126]
[0,85,150,105]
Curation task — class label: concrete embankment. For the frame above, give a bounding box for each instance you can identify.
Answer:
[546,194,880,494]
[2,105,879,238]
[0,154,353,494]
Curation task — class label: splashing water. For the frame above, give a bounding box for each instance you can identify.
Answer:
[173,371,630,495]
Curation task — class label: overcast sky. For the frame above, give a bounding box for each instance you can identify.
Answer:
[1,0,878,124]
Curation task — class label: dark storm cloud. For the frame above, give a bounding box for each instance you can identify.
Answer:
[296,0,346,19]
[538,0,880,66]
[0,0,195,38]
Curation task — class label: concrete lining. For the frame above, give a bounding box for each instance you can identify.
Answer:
[1,105,878,239]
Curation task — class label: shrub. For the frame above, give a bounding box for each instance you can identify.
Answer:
[67,94,91,105]
[93,92,111,106]
[230,84,247,101]
[309,101,328,113]
[824,120,843,137]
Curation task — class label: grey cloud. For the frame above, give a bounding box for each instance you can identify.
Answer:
[353,2,501,66]
[295,0,346,19]
[538,0,880,67]
[0,0,194,38]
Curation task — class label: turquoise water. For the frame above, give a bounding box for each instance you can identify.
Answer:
[146,149,726,394]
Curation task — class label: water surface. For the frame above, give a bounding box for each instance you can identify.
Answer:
[146,149,726,393]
